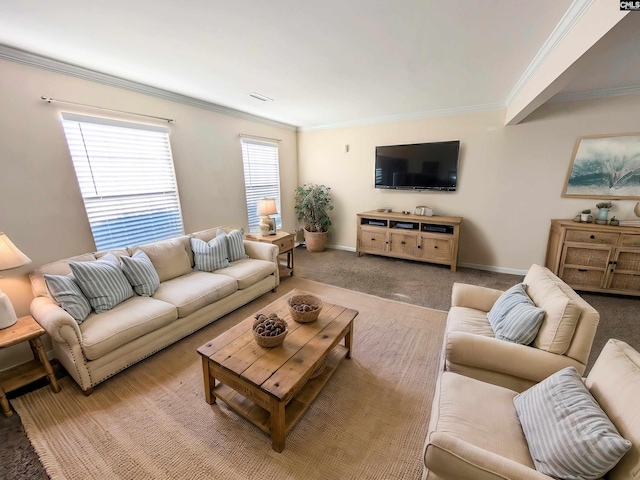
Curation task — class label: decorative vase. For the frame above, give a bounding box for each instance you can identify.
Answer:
[303,229,328,252]
[597,208,610,223]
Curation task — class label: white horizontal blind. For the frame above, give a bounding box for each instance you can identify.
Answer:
[241,138,281,234]
[61,113,184,250]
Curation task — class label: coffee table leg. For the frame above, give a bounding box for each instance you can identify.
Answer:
[202,357,215,404]
[345,323,353,359]
[270,398,286,452]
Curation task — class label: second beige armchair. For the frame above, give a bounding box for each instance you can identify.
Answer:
[443,264,600,392]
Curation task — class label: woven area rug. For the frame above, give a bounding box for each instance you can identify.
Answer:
[12,277,447,480]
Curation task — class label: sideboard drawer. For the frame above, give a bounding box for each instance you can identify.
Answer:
[565,230,620,245]
[621,234,640,247]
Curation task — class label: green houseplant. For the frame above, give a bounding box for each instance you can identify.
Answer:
[294,183,334,252]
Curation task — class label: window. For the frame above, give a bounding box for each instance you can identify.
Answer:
[61,113,184,251]
[241,138,281,234]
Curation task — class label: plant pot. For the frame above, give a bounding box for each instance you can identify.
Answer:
[303,229,328,252]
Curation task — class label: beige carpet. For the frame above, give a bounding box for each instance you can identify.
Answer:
[12,277,447,480]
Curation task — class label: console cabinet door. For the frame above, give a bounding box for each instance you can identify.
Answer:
[359,227,388,253]
[607,248,640,292]
[559,244,612,290]
[417,234,452,263]
[388,232,417,256]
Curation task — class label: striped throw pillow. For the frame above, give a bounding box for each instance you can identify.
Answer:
[514,367,631,480]
[69,253,134,313]
[191,236,230,272]
[44,274,92,324]
[217,229,248,262]
[487,283,544,344]
[120,250,160,296]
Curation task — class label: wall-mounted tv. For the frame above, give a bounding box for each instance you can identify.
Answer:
[375,140,460,191]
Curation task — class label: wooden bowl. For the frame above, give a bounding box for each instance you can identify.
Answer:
[288,294,323,323]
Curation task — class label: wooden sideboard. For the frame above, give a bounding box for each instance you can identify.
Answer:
[545,219,640,296]
[356,210,462,271]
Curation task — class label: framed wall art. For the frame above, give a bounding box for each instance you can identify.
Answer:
[563,133,640,199]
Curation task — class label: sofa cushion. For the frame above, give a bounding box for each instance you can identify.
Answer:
[525,264,581,354]
[514,366,631,480]
[132,236,192,282]
[586,339,640,480]
[120,250,160,296]
[152,271,238,318]
[43,274,92,324]
[217,229,248,262]
[191,236,230,272]
[80,296,178,360]
[30,253,97,298]
[487,284,544,345]
[446,306,495,337]
[424,372,535,475]
[70,253,134,313]
[214,258,277,290]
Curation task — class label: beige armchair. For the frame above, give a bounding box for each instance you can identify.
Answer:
[423,339,640,480]
[444,264,599,392]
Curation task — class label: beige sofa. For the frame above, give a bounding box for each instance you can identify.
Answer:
[423,339,640,479]
[444,264,600,392]
[29,226,279,394]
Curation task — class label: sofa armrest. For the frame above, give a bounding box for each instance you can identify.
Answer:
[30,296,83,346]
[451,283,504,312]
[446,332,586,384]
[425,431,552,480]
[243,240,279,263]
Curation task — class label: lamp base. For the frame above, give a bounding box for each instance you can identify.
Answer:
[259,216,276,236]
[0,290,17,329]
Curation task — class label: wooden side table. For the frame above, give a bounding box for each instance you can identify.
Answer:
[246,231,295,276]
[0,315,61,417]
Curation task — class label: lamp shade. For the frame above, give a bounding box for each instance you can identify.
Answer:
[257,198,278,216]
[0,233,31,271]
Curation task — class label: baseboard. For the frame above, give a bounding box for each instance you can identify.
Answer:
[324,245,527,276]
[456,262,527,276]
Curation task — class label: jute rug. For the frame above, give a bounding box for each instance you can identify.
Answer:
[12,277,447,480]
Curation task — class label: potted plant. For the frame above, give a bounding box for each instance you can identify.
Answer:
[580,209,592,222]
[294,183,334,252]
[595,201,613,223]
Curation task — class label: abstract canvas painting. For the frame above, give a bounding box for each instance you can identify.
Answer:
[563,134,640,199]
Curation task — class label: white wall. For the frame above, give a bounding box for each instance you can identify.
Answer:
[297,95,640,272]
[0,58,298,370]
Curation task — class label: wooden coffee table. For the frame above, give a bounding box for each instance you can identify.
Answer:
[197,289,358,452]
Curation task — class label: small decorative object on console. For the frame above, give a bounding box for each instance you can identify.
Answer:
[414,206,434,216]
[288,294,323,323]
[252,313,288,347]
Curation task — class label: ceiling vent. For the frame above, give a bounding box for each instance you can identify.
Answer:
[248,92,273,102]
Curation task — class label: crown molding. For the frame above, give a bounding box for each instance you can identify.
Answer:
[0,44,297,131]
[551,84,640,103]
[298,102,505,132]
[504,0,594,106]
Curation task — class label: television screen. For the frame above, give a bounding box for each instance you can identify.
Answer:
[375,140,460,191]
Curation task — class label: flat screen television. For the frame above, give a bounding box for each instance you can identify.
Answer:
[375,140,460,191]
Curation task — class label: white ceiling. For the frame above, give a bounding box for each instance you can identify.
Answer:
[0,0,638,129]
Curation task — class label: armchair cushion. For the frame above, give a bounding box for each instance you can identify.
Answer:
[525,264,581,355]
[514,366,631,480]
[487,284,544,345]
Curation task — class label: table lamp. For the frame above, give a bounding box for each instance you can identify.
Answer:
[0,233,31,329]
[257,198,278,236]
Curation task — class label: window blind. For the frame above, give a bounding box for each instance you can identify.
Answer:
[61,113,185,251]
[241,138,282,234]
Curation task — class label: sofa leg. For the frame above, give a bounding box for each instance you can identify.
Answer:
[82,387,94,396]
